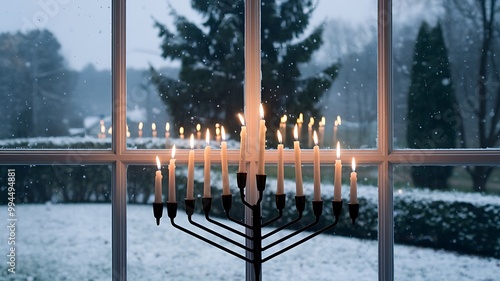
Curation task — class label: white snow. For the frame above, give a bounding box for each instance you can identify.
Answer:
[1,204,498,281]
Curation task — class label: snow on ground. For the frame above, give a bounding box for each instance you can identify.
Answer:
[1,204,498,281]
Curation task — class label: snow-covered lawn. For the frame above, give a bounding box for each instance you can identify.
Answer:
[1,204,498,280]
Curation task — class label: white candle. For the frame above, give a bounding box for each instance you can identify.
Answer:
[293,124,303,196]
[350,158,358,204]
[277,131,284,195]
[221,127,230,195]
[238,114,247,173]
[334,141,342,202]
[154,156,162,203]
[313,131,321,201]
[204,129,211,197]
[258,104,266,175]
[168,145,176,203]
[187,134,195,200]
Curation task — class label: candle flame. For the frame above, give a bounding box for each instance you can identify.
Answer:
[190,134,194,149]
[238,113,245,126]
[277,130,283,144]
[336,141,340,159]
[171,145,176,158]
[260,104,264,119]
[337,116,342,125]
[179,126,184,135]
[352,157,356,172]
[283,115,287,122]
[138,122,143,130]
[298,113,303,123]
[313,130,318,146]
[165,122,170,132]
[100,125,105,134]
[152,122,156,131]
[216,127,220,136]
[205,129,210,145]
[108,127,112,135]
[156,156,161,170]
[308,117,314,127]
[334,120,338,127]
[294,124,298,140]
[196,124,201,132]
[321,116,326,126]
[221,126,226,141]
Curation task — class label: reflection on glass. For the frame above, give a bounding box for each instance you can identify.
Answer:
[0,165,111,279]
[126,1,377,150]
[0,1,111,148]
[393,165,500,280]
[393,0,500,149]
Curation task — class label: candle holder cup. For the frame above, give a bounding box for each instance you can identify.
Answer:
[153,172,359,281]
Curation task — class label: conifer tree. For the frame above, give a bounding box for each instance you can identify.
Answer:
[406,22,458,189]
[150,0,339,138]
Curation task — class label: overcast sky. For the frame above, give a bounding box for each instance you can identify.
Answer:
[1,1,378,70]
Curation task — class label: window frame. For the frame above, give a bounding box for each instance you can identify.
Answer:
[1,0,500,280]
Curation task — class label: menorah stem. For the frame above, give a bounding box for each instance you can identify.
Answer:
[252,203,262,281]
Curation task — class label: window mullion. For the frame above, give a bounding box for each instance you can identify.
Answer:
[378,0,394,280]
[111,0,127,280]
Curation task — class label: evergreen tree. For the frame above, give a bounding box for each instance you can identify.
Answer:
[406,22,458,189]
[150,0,339,139]
[0,30,76,138]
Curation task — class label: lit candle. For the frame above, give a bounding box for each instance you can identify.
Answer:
[334,141,342,202]
[126,124,130,138]
[308,117,314,148]
[221,126,230,195]
[138,122,143,138]
[350,158,358,204]
[152,122,157,138]
[165,122,170,145]
[277,131,284,195]
[215,123,221,143]
[258,104,266,175]
[187,134,195,200]
[196,124,201,149]
[313,131,321,201]
[154,156,163,203]
[319,116,325,147]
[165,122,170,137]
[100,124,105,139]
[293,124,303,196]
[204,129,211,197]
[238,114,247,173]
[168,145,176,203]
[179,126,184,140]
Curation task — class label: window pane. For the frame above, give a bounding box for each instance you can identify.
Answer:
[0,165,112,279]
[393,165,500,280]
[0,1,111,149]
[270,0,377,149]
[127,162,378,279]
[126,1,242,149]
[393,0,500,149]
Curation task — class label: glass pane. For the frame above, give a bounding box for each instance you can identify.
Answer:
[393,165,500,280]
[269,0,377,149]
[126,1,242,149]
[127,161,378,279]
[0,165,112,279]
[0,1,111,149]
[393,0,500,149]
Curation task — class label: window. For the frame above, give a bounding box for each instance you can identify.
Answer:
[1,1,499,280]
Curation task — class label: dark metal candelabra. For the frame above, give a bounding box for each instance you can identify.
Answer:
[153,172,359,281]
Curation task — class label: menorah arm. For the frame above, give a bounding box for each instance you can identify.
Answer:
[262,194,286,227]
[261,218,340,263]
[169,218,252,263]
[187,216,252,251]
[262,215,320,251]
[261,201,342,262]
[262,209,283,227]
[261,196,306,239]
[205,213,252,239]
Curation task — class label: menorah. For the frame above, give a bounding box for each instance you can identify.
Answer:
[153,172,360,280]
